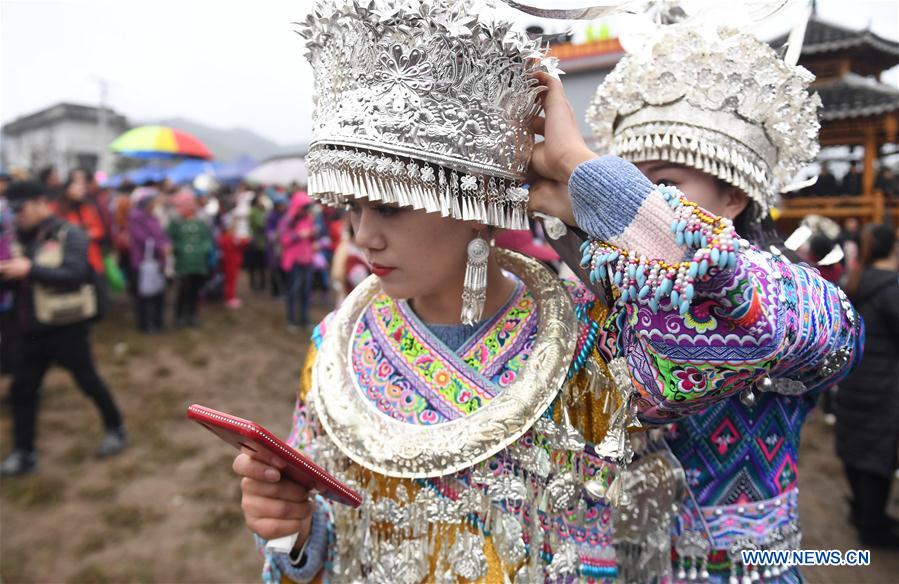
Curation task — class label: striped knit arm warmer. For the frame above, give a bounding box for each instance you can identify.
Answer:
[568,155,685,262]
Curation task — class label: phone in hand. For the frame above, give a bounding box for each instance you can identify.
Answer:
[187,404,361,508]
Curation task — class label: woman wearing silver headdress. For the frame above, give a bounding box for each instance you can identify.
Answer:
[562,21,862,584]
[230,2,860,583]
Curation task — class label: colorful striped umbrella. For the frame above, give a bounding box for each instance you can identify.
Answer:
[109,125,213,160]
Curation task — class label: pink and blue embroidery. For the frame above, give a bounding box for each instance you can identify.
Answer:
[350,285,540,424]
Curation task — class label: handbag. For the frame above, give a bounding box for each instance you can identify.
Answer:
[138,238,165,297]
[104,253,126,293]
[33,226,98,325]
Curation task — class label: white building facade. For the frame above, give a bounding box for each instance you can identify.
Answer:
[1,103,128,178]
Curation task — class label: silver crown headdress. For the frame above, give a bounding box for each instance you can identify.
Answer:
[587,23,821,218]
[299,0,555,229]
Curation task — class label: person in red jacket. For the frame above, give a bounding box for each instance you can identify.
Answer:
[218,214,247,308]
[53,169,106,275]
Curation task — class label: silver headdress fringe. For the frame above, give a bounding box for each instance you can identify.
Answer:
[298,0,556,229]
[587,23,821,218]
[306,146,530,230]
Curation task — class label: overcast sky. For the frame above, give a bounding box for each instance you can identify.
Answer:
[1,0,897,146]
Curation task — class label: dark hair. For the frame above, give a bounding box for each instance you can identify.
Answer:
[64,168,87,189]
[55,168,89,214]
[6,181,47,204]
[844,224,896,300]
[808,234,835,262]
[717,178,804,263]
[37,166,56,184]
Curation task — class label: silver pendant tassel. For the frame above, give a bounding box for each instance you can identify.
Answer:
[460,233,490,325]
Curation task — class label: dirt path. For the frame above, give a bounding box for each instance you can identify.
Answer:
[1,280,896,583]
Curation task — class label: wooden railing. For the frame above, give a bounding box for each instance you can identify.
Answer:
[888,197,899,224]
[778,191,886,223]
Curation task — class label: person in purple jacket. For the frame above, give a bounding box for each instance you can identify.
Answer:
[127,187,170,333]
[265,193,288,298]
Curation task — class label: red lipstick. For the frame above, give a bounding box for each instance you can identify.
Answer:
[370,263,395,277]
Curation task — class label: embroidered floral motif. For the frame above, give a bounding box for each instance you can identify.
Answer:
[685,467,703,487]
[673,366,710,395]
[682,300,718,333]
[351,290,540,423]
[461,289,536,380]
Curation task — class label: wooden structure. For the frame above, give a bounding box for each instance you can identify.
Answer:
[546,37,624,73]
[771,16,899,225]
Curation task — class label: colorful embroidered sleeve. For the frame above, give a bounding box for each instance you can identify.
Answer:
[569,156,862,422]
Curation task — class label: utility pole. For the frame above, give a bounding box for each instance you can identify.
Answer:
[96,78,109,176]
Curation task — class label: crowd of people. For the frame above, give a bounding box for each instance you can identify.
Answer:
[0,167,380,476]
[786,161,899,198]
[3,168,370,336]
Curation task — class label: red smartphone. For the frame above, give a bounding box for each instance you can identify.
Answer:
[187,404,361,508]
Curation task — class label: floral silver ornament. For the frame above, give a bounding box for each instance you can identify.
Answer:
[460,174,478,191]
[469,465,496,486]
[414,488,463,524]
[461,233,490,325]
[546,471,581,513]
[546,540,580,580]
[487,474,528,503]
[450,531,489,581]
[493,512,527,566]
[457,485,488,516]
[370,497,399,523]
[299,0,554,230]
[596,360,638,467]
[555,410,587,452]
[534,417,561,442]
[370,540,428,584]
[511,441,552,478]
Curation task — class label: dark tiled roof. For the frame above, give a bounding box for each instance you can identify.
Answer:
[771,16,899,58]
[814,73,899,120]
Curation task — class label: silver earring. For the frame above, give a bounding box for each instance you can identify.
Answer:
[461,232,490,325]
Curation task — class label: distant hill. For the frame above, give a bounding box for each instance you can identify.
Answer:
[149,117,308,162]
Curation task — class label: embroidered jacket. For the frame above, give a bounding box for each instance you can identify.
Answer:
[569,156,863,583]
